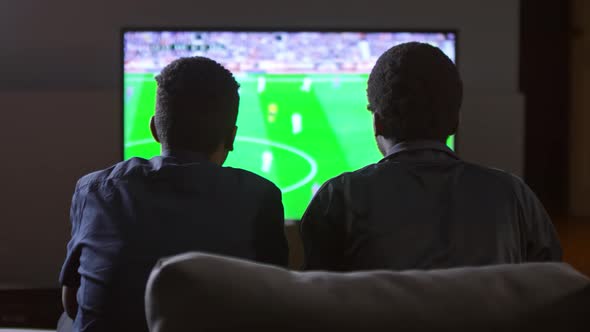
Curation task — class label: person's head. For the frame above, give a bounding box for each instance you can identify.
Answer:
[150,56,240,165]
[367,42,462,155]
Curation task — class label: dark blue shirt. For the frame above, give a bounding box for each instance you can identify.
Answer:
[301,141,562,271]
[60,151,288,332]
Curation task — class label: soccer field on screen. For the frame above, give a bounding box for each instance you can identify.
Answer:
[124,73,454,220]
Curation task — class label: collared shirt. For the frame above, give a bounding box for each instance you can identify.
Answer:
[60,150,288,332]
[301,140,562,271]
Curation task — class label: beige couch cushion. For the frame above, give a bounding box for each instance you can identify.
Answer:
[145,253,589,331]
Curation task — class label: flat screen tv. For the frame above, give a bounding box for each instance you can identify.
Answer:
[123,29,457,220]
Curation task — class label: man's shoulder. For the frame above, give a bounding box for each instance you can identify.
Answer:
[316,163,379,192]
[323,160,525,189]
[75,159,280,196]
[75,157,154,192]
[221,166,281,194]
[460,161,526,188]
[326,162,393,183]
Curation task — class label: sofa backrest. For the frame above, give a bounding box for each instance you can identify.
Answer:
[145,253,590,331]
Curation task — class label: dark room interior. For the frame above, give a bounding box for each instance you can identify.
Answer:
[1,0,589,330]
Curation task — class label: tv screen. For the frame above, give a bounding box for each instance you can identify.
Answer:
[123,29,457,220]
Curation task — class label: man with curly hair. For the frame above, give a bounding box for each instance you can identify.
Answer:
[60,57,288,332]
[301,42,561,271]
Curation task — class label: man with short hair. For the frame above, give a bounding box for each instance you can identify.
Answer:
[301,42,561,271]
[60,57,288,332]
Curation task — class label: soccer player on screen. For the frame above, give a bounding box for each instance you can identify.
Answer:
[60,57,288,332]
[300,42,562,271]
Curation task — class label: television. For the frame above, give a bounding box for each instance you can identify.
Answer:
[123,29,457,220]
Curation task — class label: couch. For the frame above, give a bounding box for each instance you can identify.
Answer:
[145,253,590,331]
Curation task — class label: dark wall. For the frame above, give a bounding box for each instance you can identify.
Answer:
[0,0,522,288]
[520,0,571,213]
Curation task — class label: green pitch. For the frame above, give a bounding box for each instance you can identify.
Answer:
[124,73,454,220]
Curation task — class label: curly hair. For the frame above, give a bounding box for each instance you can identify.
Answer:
[154,56,240,154]
[367,42,462,141]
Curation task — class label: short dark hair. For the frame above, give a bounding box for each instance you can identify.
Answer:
[367,42,462,141]
[154,57,240,154]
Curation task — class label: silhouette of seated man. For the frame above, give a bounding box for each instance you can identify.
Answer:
[60,57,288,332]
[301,42,561,271]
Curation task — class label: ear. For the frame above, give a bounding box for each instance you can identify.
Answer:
[454,114,461,134]
[449,114,461,136]
[225,126,237,151]
[150,116,160,143]
[373,113,387,137]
